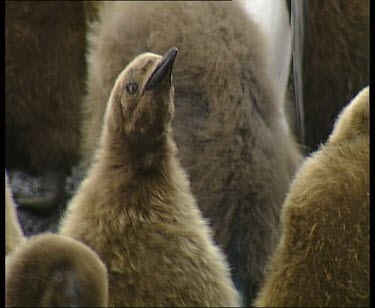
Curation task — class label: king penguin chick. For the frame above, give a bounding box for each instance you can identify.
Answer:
[60,48,240,307]
[254,87,369,307]
[79,1,302,304]
[6,233,108,307]
[6,172,25,255]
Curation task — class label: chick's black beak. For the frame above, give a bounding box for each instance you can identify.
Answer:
[144,47,178,91]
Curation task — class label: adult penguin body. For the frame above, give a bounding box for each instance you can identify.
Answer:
[255,87,369,307]
[60,49,240,307]
[80,1,302,304]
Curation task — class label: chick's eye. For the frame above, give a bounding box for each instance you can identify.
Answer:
[125,83,138,95]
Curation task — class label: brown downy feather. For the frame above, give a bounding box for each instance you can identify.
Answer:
[60,49,240,307]
[6,233,108,307]
[79,1,302,304]
[255,87,369,307]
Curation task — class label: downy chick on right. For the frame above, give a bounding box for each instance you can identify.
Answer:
[255,87,370,307]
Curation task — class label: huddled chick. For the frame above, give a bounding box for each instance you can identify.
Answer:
[60,48,240,307]
[6,233,108,307]
[79,1,302,303]
[255,87,369,307]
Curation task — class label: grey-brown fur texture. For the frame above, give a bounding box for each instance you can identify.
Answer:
[6,233,108,307]
[254,87,369,307]
[83,1,103,25]
[6,172,25,255]
[79,1,302,304]
[301,0,369,152]
[5,1,86,170]
[60,51,240,307]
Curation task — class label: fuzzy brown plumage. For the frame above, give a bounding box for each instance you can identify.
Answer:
[301,0,369,151]
[60,50,240,307]
[5,1,86,171]
[6,233,108,307]
[78,2,302,304]
[254,87,369,307]
[5,172,25,255]
[83,1,103,25]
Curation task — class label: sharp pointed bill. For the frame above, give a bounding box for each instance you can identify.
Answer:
[144,47,178,91]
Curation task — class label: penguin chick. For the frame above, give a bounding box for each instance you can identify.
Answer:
[5,1,88,213]
[6,172,25,255]
[328,87,369,144]
[79,2,303,304]
[6,233,108,307]
[60,48,240,307]
[254,87,369,307]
